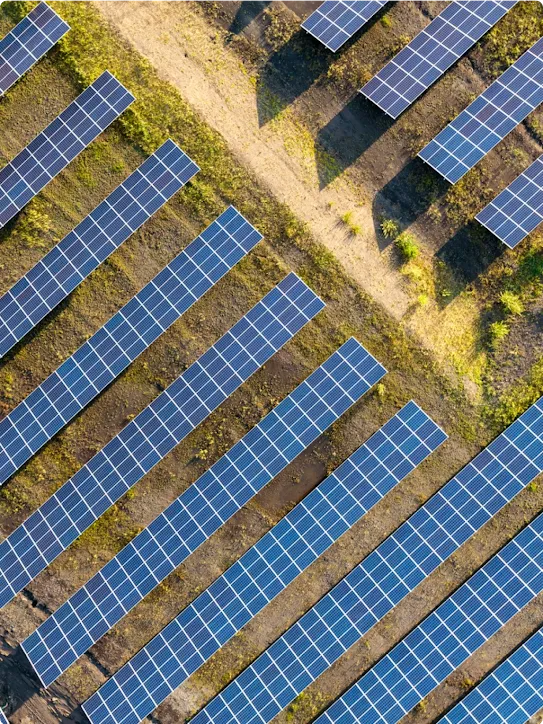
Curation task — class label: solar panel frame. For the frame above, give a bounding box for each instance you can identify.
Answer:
[313,513,543,724]
[437,627,543,724]
[301,1,387,52]
[0,708,7,724]
[159,396,543,724]
[361,1,517,119]
[419,36,543,183]
[0,139,199,360]
[0,70,135,228]
[476,153,543,248]
[0,205,259,486]
[0,2,70,96]
[0,273,324,609]
[81,401,446,724]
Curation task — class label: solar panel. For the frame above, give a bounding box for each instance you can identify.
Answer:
[419,36,543,183]
[313,513,543,724]
[301,1,387,52]
[0,708,7,724]
[81,401,446,724]
[0,139,198,360]
[155,396,543,724]
[0,70,134,228]
[0,273,324,609]
[0,2,69,96]
[437,627,543,724]
[476,153,543,248]
[361,1,517,119]
[0,205,259,486]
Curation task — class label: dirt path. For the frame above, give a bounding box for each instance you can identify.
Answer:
[95,1,410,319]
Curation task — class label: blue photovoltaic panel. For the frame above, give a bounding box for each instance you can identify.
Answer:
[301,1,387,52]
[438,627,543,724]
[0,70,134,228]
[0,2,69,96]
[164,397,543,724]
[28,341,388,688]
[81,401,446,724]
[313,514,543,724]
[361,1,517,118]
[419,37,543,183]
[0,708,7,724]
[0,273,324,608]
[0,205,259,486]
[0,139,199,360]
[476,153,543,248]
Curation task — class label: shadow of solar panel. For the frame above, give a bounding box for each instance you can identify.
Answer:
[0,274,324,609]
[437,627,543,724]
[301,1,387,52]
[0,205,260,486]
[0,2,69,96]
[361,1,516,118]
[81,401,446,724]
[419,36,543,183]
[157,397,543,724]
[28,341,391,689]
[314,513,543,724]
[0,70,134,228]
[0,139,198,360]
[476,153,543,248]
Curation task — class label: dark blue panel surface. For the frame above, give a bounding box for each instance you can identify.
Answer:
[419,37,543,183]
[0,70,134,228]
[0,2,69,96]
[0,205,258,485]
[81,400,446,724]
[0,139,198,359]
[438,627,543,724]
[0,274,324,609]
[476,153,543,248]
[143,396,543,724]
[314,514,543,724]
[361,1,516,118]
[301,1,387,52]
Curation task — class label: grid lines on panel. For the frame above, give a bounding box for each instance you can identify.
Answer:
[0,205,257,486]
[476,153,543,248]
[0,274,324,609]
[314,514,543,724]
[361,1,516,119]
[81,401,445,724]
[419,36,543,183]
[0,2,69,95]
[301,1,387,52]
[0,139,199,360]
[0,708,7,724]
[437,627,543,724]
[170,397,543,724]
[0,70,135,228]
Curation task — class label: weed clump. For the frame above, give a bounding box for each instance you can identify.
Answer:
[380,218,399,239]
[395,231,419,261]
[489,320,509,346]
[500,291,524,315]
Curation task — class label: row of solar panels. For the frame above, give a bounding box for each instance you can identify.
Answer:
[302,1,543,250]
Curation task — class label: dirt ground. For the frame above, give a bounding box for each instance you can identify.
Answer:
[0,2,543,724]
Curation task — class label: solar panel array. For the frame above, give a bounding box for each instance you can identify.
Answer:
[0,274,324,609]
[301,1,387,52]
[361,1,516,119]
[0,205,258,486]
[314,513,543,724]
[419,37,543,183]
[0,139,198,360]
[438,627,543,724]
[0,2,69,96]
[82,401,445,724]
[476,153,543,248]
[0,70,134,228]
[29,339,388,688]
[0,708,7,724]
[164,396,543,724]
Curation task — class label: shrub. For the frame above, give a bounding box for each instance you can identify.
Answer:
[489,320,509,345]
[380,218,399,238]
[394,232,419,261]
[500,291,524,315]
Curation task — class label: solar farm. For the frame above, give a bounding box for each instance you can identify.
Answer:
[2,1,543,724]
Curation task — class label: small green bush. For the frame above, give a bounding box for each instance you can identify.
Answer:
[395,232,419,261]
[490,320,509,345]
[380,218,399,238]
[500,291,524,315]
